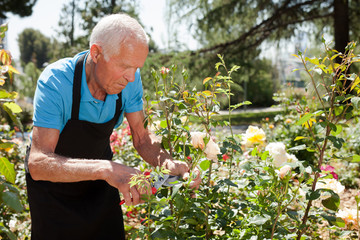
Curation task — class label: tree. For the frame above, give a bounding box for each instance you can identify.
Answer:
[58,0,78,48]
[169,0,356,56]
[18,28,51,69]
[77,0,140,49]
[56,0,84,57]
[16,61,40,98]
[162,0,359,108]
[0,0,37,18]
[53,0,158,58]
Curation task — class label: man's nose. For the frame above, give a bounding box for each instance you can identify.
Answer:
[124,68,136,82]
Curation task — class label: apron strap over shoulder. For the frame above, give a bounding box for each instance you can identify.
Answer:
[71,54,86,121]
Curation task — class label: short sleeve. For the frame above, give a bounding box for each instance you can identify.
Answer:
[32,64,73,131]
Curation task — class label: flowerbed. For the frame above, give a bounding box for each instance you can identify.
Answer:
[1,32,360,240]
[109,41,360,239]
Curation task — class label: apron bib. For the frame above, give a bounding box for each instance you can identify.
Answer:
[26,54,126,240]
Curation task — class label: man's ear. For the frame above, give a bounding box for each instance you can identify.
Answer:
[89,44,102,63]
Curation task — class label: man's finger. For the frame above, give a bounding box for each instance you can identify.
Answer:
[130,186,140,205]
[122,191,132,206]
[190,168,201,190]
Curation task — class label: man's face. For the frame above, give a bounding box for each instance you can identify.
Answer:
[92,42,149,95]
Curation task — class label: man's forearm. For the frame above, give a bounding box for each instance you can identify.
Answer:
[133,132,172,168]
[28,151,115,183]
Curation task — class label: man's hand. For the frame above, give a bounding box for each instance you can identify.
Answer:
[163,160,201,190]
[126,111,201,190]
[104,162,151,206]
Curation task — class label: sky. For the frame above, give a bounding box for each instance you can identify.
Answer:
[5,0,198,61]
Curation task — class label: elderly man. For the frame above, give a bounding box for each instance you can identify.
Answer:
[26,13,200,240]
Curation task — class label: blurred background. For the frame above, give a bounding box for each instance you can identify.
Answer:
[0,0,359,126]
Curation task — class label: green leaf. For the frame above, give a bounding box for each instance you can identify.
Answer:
[308,189,321,200]
[1,191,23,212]
[185,218,198,225]
[0,89,14,99]
[151,228,170,239]
[334,217,346,228]
[0,142,13,149]
[0,157,15,183]
[326,136,344,149]
[321,214,345,227]
[171,184,182,199]
[334,106,343,116]
[3,102,22,114]
[294,136,306,141]
[305,57,320,65]
[249,215,270,225]
[352,154,360,163]
[351,76,360,91]
[261,151,269,160]
[0,223,16,240]
[296,113,314,126]
[200,160,211,171]
[330,124,342,136]
[230,101,252,111]
[159,120,167,128]
[174,194,185,209]
[224,178,238,187]
[1,103,24,132]
[321,192,340,211]
[251,147,259,156]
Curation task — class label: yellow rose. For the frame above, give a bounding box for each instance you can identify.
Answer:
[242,126,266,148]
[285,119,292,124]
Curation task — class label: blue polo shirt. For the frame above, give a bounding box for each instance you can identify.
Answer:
[33,51,144,133]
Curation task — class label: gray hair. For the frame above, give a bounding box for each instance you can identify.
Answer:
[89,13,149,61]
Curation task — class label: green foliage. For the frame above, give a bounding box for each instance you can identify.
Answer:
[16,61,40,98]
[18,28,51,69]
[0,0,37,19]
[141,50,276,110]
[0,24,26,240]
[115,42,360,239]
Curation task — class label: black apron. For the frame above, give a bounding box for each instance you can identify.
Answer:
[26,54,126,240]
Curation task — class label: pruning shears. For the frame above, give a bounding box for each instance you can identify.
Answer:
[120,174,181,205]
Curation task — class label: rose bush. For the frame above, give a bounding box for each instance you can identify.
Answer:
[116,41,360,240]
[0,23,29,240]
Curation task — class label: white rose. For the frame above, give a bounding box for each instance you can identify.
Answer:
[278,165,292,179]
[315,178,345,199]
[204,138,221,162]
[337,208,359,229]
[150,120,161,132]
[272,154,288,168]
[298,187,306,201]
[190,132,207,150]
[286,153,298,163]
[9,219,16,232]
[266,142,298,167]
[266,142,287,156]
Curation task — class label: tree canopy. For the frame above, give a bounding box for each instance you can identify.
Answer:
[169,0,357,56]
[0,0,37,18]
[18,28,51,68]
